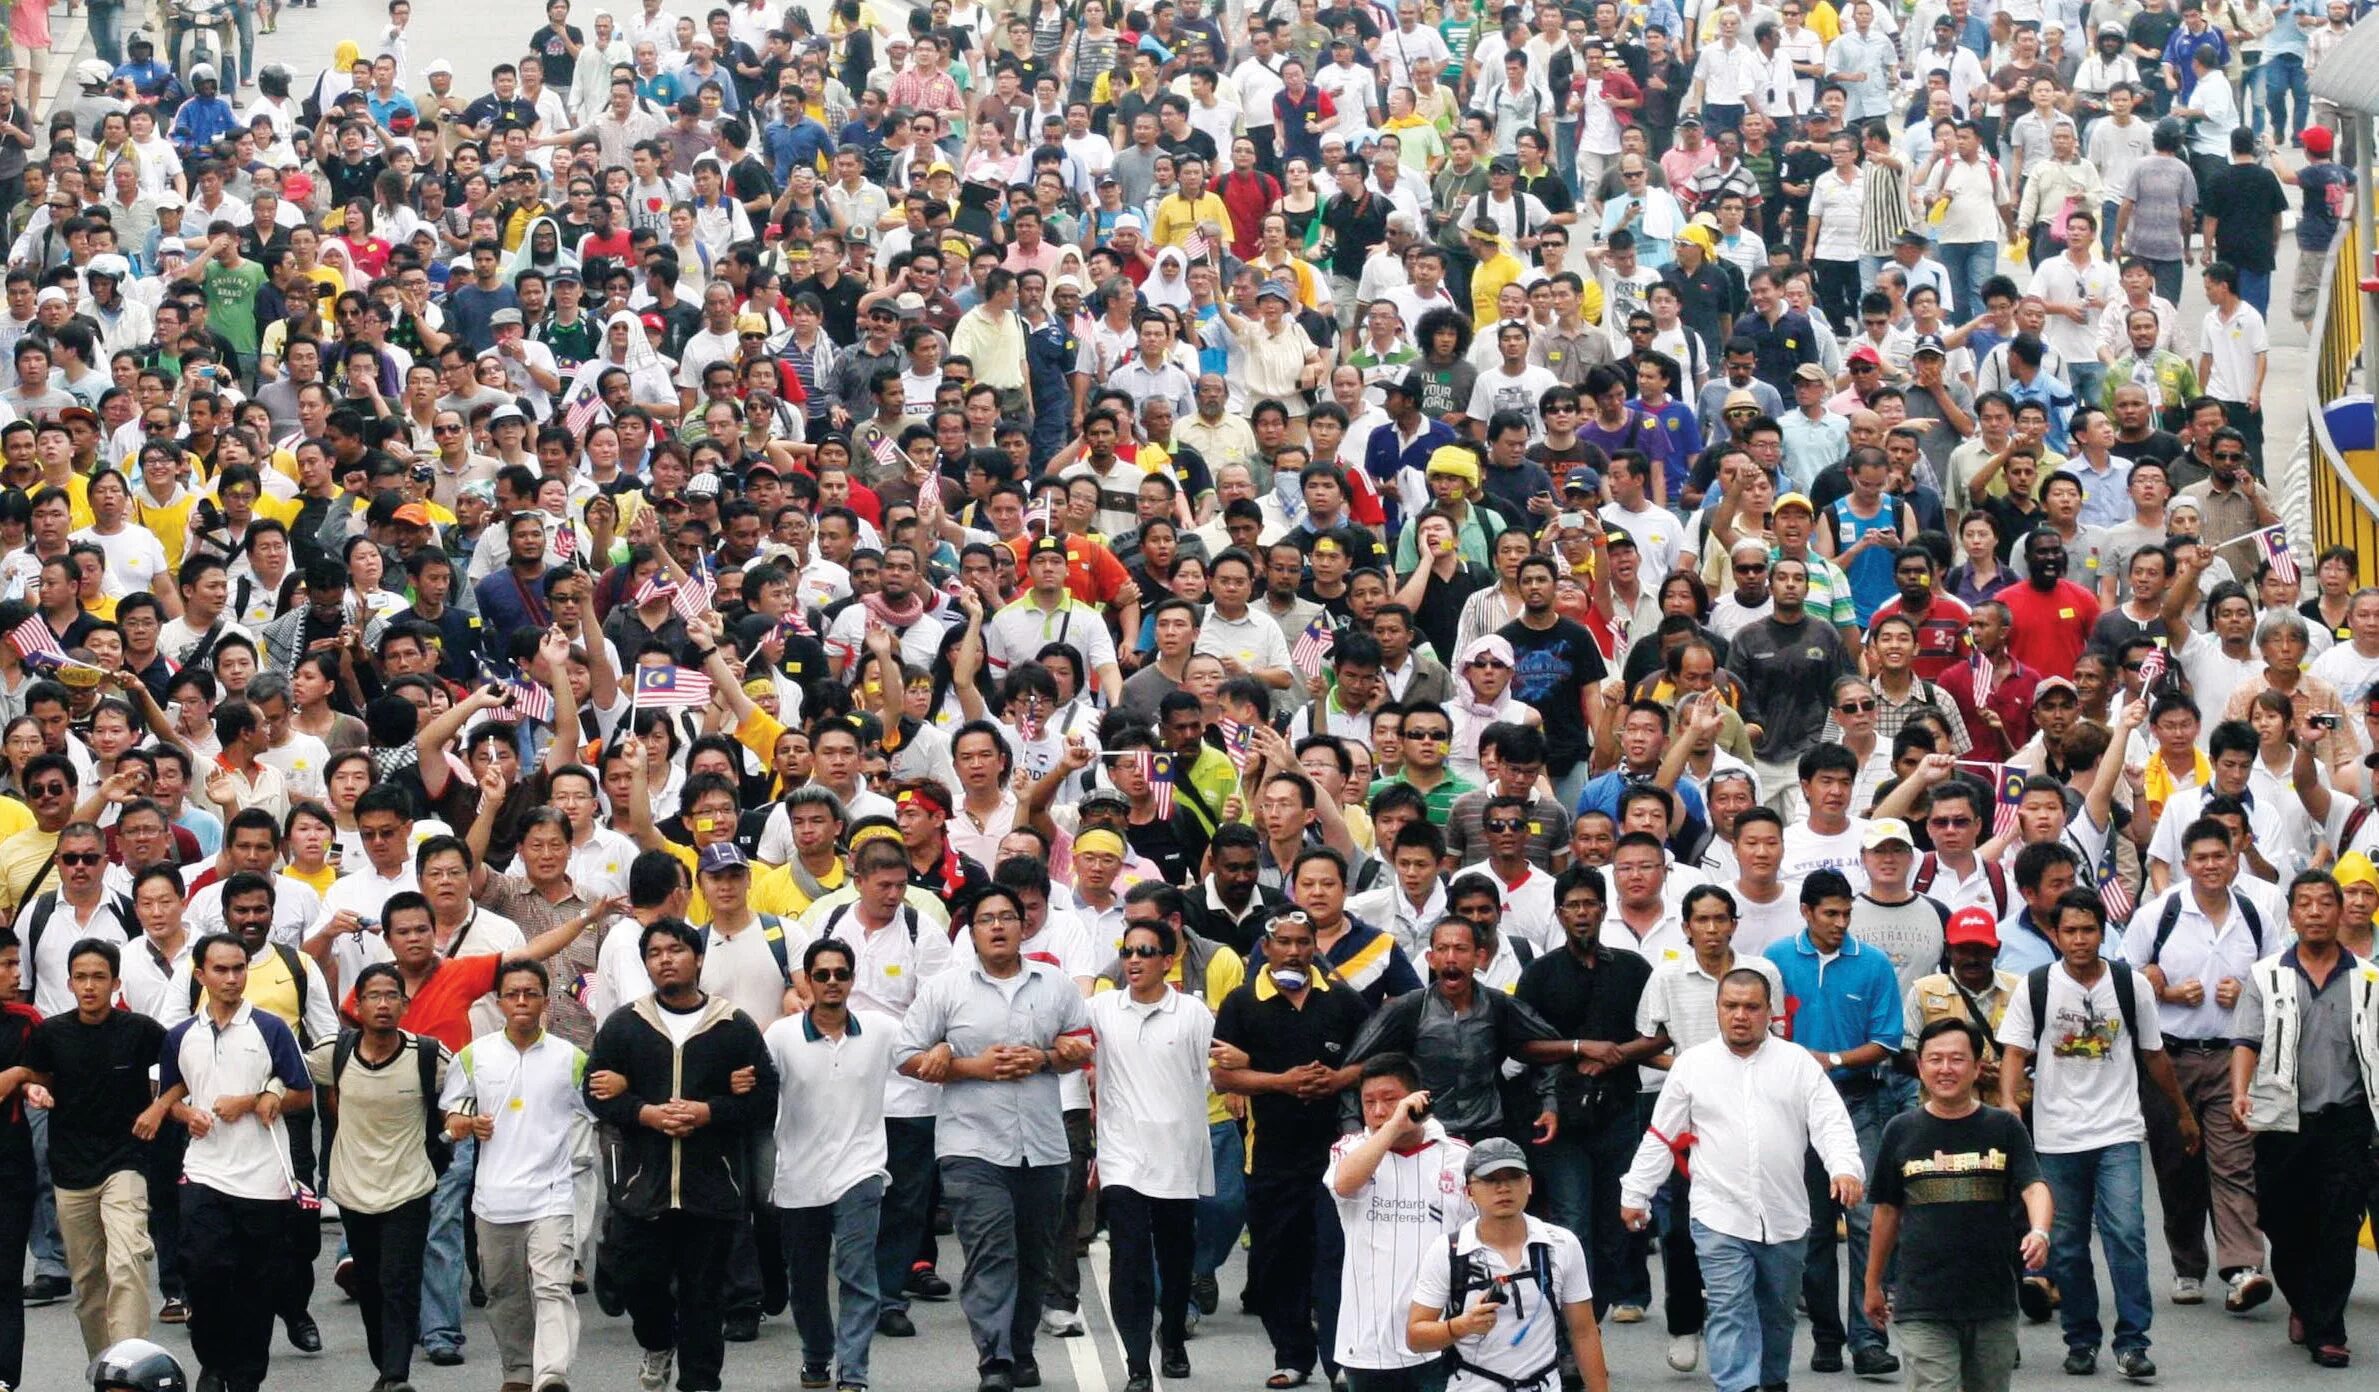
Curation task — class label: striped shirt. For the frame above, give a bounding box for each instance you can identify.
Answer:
[1858,160,1913,256]
[1325,1125,1474,1371]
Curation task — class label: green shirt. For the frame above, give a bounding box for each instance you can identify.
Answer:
[1367,771,1479,827]
[202,259,269,356]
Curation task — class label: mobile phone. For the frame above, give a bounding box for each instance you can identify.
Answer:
[2311,713,2342,732]
[1558,511,1585,530]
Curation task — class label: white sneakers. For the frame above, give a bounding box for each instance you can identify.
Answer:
[2225,1269,2275,1313]
[639,1348,673,1391]
[1039,1306,1087,1338]
[2172,1277,2205,1305]
[1668,1334,1704,1372]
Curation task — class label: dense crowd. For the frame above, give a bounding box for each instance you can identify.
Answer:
[0,4,2374,1392]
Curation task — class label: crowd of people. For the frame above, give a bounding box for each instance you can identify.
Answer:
[0,4,2375,1392]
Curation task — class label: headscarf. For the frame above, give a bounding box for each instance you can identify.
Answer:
[312,40,364,114]
[1143,246,1192,311]
[602,308,667,374]
[507,214,582,277]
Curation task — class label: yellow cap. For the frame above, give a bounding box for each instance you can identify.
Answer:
[1425,445,1481,487]
[2336,851,2379,892]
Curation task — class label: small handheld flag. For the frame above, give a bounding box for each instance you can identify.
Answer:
[1968,649,1996,708]
[6,615,61,664]
[867,430,903,475]
[563,383,607,440]
[1291,614,1336,677]
[552,520,579,565]
[632,573,680,608]
[2252,524,2298,586]
[1143,749,1176,819]
[632,665,715,709]
[671,565,715,624]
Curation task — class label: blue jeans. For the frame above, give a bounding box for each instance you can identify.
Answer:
[2067,360,2107,413]
[780,1176,884,1385]
[88,0,128,65]
[2265,53,2310,139]
[1194,1119,1246,1279]
[2237,267,2273,318]
[1800,1083,1894,1354]
[1538,1107,1650,1313]
[1939,241,1998,321]
[26,1106,66,1280]
[1695,1221,1805,1392]
[2038,1142,2154,1355]
[419,1137,476,1355]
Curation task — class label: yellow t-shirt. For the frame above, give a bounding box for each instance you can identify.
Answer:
[1151,192,1233,250]
[129,492,202,572]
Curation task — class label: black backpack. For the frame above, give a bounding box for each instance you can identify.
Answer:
[1439,1233,1562,1391]
[185,943,317,1047]
[328,1029,453,1176]
[2022,963,2144,1062]
[2146,890,2262,962]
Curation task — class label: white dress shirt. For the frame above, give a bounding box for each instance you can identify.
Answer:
[1621,1034,1863,1242]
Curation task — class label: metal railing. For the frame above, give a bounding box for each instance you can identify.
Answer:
[2308,220,2379,583]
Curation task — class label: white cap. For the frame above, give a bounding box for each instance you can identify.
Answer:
[34,287,68,306]
[424,59,454,77]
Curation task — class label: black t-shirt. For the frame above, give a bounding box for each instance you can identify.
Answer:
[1125,808,1209,887]
[1498,615,1609,777]
[526,23,583,68]
[1516,944,1652,1123]
[1212,978,1373,1175]
[1869,1104,2042,1320]
[1413,561,1492,665]
[1321,192,1390,279]
[790,272,867,349]
[26,1009,169,1189]
[2206,164,2288,273]
[2117,429,2186,468]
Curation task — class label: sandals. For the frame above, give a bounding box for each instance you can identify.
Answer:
[1265,1372,1309,1390]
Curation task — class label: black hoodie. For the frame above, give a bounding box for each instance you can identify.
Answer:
[585,992,778,1222]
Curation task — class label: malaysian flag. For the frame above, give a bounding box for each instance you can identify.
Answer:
[1968,649,1996,707]
[671,565,715,623]
[633,665,714,709]
[1143,749,1176,819]
[1957,760,2025,839]
[1291,614,1335,676]
[563,382,607,440]
[505,674,557,725]
[2252,524,2298,585]
[632,572,680,608]
[1183,229,1210,260]
[1018,699,1045,743]
[7,615,60,664]
[1029,493,1058,538]
[552,520,579,565]
[867,430,903,476]
[2096,839,2137,923]
[2136,646,2170,695]
[1218,717,1253,769]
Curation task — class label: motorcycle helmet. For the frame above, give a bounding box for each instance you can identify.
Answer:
[187,63,218,86]
[88,1339,187,1392]
[74,58,113,87]
[257,63,290,100]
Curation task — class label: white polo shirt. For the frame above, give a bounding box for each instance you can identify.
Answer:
[442,1028,590,1224]
[2198,302,2267,402]
[162,1000,314,1201]
[1325,1122,1474,1372]
[1087,987,1216,1201]
[767,1007,897,1210]
[1409,1214,1593,1392]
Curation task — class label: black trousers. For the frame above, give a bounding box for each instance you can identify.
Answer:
[0,1156,33,1389]
[1046,1106,1095,1311]
[722,1129,786,1319]
[345,1193,432,1381]
[617,1210,737,1391]
[279,1119,321,1323]
[142,1121,187,1299]
[1245,1168,1343,1377]
[1660,1173,1708,1337]
[2254,1105,2377,1349]
[182,1185,294,1392]
[878,1115,937,1312]
[1105,1185,1195,1373]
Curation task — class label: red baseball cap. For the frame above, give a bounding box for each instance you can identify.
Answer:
[1945,907,2000,949]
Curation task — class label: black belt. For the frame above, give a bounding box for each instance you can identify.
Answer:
[2164,1037,2232,1052]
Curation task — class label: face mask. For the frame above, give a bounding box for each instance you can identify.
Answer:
[1268,966,1308,993]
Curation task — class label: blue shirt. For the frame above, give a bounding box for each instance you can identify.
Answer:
[1631,397,1704,500]
[170,97,237,155]
[764,115,834,185]
[2163,25,2230,102]
[2002,370,2077,451]
[2266,0,2319,58]
[1576,767,1709,831]
[1764,929,1904,1084]
[1995,907,2059,975]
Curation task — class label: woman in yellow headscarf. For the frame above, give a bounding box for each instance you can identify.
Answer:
[2332,852,2377,957]
[310,39,365,119]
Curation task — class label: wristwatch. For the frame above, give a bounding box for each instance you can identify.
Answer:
[1827,1051,1844,1069]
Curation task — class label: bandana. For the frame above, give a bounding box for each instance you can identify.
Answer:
[1075,828,1127,858]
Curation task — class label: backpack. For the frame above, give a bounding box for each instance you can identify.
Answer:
[2147,889,2263,962]
[821,901,921,946]
[23,890,135,977]
[702,914,791,985]
[329,1029,453,1176]
[2022,962,2145,1062]
[1912,854,2009,918]
[187,942,315,1047]
[1439,1233,1562,1391]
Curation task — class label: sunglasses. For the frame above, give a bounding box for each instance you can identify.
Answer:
[2213,451,2248,462]
[432,423,464,434]
[58,852,103,866]
[27,782,68,797]
[808,967,854,982]
[1404,729,1450,742]
[1483,818,1525,832]
[1734,561,1767,573]
[1118,944,1167,959]
[1928,814,1974,828]
[1837,698,1879,714]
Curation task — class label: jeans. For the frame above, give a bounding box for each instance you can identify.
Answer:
[1535,1105,1645,1315]
[2265,53,2310,140]
[1193,1119,1246,1279]
[781,1176,884,1385]
[2037,1141,2154,1355]
[722,1129,784,1321]
[182,1185,294,1392]
[1801,1082,1894,1354]
[1658,1173,1706,1336]
[941,1156,1067,1375]
[2146,257,2186,305]
[1105,1185,1195,1373]
[1897,1316,2018,1392]
[1694,1220,1804,1392]
[2233,268,2274,319]
[1938,241,1999,321]
[1814,259,1863,335]
[419,1136,475,1355]
[1703,103,1746,138]
[618,1210,737,1391]
[346,1194,431,1382]
[877,1116,936,1314]
[2067,360,2106,414]
[27,1101,68,1280]
[88,0,129,65]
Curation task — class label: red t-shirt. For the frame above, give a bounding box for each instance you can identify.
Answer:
[1999,580,2100,683]
[341,955,501,1053]
[1871,592,1975,681]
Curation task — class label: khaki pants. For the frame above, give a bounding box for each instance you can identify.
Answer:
[479,1213,579,1392]
[55,1169,152,1357]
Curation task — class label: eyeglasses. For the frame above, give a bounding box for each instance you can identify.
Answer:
[1118,944,1168,959]
[808,967,853,983]
[1483,817,1526,832]
[1837,698,1878,714]
[58,852,102,866]
[972,910,1024,927]
[26,781,68,798]
[359,824,406,841]
[2213,451,2248,462]
[1928,814,1974,829]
